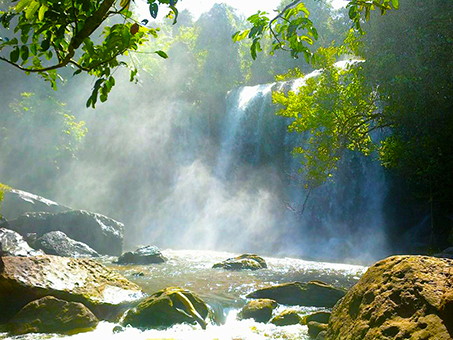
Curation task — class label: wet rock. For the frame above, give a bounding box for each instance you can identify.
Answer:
[0,188,70,221]
[434,246,453,259]
[247,281,346,307]
[308,321,328,338]
[33,231,100,258]
[303,311,331,325]
[6,210,124,256]
[325,255,453,340]
[0,255,144,323]
[213,254,267,270]
[8,296,98,335]
[270,309,302,326]
[0,228,43,257]
[32,231,99,257]
[238,299,277,323]
[116,245,166,265]
[316,330,326,340]
[123,287,209,329]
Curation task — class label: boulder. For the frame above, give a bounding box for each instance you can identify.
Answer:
[32,231,99,258]
[238,299,277,323]
[122,287,210,330]
[0,228,43,257]
[0,255,144,323]
[5,210,124,256]
[309,321,328,338]
[303,311,331,325]
[0,188,70,221]
[325,255,453,340]
[213,254,267,270]
[270,309,302,326]
[116,245,166,265]
[247,281,346,308]
[8,296,98,335]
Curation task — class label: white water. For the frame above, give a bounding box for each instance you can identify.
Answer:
[0,250,366,340]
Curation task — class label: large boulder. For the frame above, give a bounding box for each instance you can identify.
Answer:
[0,255,144,323]
[238,299,277,323]
[122,287,210,329]
[0,228,43,257]
[5,210,124,256]
[116,245,166,265]
[1,188,70,221]
[325,256,453,340]
[33,231,100,258]
[8,296,98,335]
[270,309,303,326]
[213,254,267,270]
[247,281,346,308]
[303,311,331,325]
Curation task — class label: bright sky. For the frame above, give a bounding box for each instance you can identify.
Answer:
[176,0,349,19]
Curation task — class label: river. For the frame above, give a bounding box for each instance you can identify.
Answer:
[1,249,366,340]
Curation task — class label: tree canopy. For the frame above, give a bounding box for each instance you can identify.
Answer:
[0,0,399,107]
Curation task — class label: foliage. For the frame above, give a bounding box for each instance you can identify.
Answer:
[3,92,87,168]
[0,0,178,107]
[273,42,379,188]
[0,182,12,219]
[233,0,398,63]
[362,0,453,207]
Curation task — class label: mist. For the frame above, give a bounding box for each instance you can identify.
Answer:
[0,1,393,265]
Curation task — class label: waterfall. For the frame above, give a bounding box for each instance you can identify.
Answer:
[206,60,388,262]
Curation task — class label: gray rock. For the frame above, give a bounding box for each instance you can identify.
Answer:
[213,254,267,270]
[6,210,124,256]
[238,299,277,323]
[0,228,43,257]
[246,281,346,308]
[8,296,98,335]
[116,245,166,265]
[33,231,99,258]
[1,189,70,221]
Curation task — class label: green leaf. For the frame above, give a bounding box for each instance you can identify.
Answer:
[10,46,20,63]
[25,0,40,19]
[38,4,48,21]
[40,39,50,51]
[20,45,29,60]
[15,0,32,12]
[149,3,158,19]
[391,0,399,9]
[154,50,168,58]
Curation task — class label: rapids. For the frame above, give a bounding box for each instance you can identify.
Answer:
[0,250,366,340]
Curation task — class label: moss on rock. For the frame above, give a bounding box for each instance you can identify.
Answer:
[325,255,453,340]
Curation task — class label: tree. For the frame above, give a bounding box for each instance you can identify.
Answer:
[272,39,380,189]
[0,0,398,108]
[233,0,399,63]
[0,0,177,107]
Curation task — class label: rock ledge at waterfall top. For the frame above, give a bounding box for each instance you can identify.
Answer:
[247,281,346,307]
[325,255,453,340]
[4,210,124,256]
[0,255,144,322]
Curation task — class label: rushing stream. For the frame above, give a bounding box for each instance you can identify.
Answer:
[1,250,366,340]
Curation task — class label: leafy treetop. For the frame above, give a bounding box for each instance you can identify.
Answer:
[0,0,178,107]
